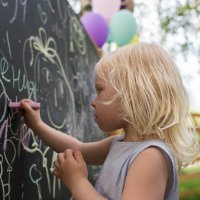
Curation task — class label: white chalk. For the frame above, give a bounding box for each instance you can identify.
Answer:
[50,167,54,173]
[8,102,41,109]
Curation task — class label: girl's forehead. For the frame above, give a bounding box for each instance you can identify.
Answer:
[95,73,110,88]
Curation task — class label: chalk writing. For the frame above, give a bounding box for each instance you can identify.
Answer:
[0,0,101,199]
[0,0,28,23]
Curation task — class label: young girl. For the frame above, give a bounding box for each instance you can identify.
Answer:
[20,43,200,200]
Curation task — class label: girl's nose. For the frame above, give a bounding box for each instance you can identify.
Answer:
[91,96,96,108]
[91,100,95,108]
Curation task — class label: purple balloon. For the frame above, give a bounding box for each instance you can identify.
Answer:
[81,12,109,47]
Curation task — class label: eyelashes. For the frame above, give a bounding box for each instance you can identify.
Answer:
[95,87,102,93]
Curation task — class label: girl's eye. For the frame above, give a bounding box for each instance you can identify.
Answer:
[96,87,102,93]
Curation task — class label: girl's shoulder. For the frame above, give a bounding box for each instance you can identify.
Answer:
[110,136,176,171]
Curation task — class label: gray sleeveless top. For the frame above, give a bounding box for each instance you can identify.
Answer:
[95,136,178,200]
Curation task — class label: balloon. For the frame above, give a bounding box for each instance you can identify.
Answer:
[106,31,113,44]
[81,12,109,47]
[92,0,121,22]
[109,10,137,46]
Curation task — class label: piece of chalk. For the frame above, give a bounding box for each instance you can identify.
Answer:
[8,102,41,109]
[50,168,54,173]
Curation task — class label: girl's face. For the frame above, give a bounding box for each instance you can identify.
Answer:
[91,75,125,132]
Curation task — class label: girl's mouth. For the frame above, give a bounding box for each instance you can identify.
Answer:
[94,113,97,120]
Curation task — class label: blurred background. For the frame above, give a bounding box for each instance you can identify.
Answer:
[68,1,200,199]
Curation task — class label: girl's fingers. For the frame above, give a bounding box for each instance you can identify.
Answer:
[52,167,59,176]
[20,100,34,111]
[54,159,59,169]
[21,99,34,103]
[20,99,39,109]
[56,153,66,166]
[73,150,84,164]
[64,149,74,160]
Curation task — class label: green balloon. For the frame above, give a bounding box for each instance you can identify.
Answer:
[106,31,113,44]
[109,10,137,46]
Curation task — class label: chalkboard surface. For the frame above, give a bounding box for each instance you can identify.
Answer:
[0,1,102,199]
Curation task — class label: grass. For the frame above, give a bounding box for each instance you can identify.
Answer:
[181,166,200,174]
[179,165,200,200]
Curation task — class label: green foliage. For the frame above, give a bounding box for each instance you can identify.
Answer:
[158,0,200,59]
[179,166,200,199]
[182,166,200,174]
[179,178,200,192]
[181,195,200,200]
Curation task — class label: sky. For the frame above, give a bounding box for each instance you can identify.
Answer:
[68,0,200,113]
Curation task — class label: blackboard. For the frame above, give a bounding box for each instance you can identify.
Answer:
[0,1,102,199]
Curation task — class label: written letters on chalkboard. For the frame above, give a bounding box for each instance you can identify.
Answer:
[0,1,102,199]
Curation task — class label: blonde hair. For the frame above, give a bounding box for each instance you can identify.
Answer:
[95,42,200,170]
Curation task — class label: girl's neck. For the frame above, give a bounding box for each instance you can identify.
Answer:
[123,126,160,142]
[123,133,160,142]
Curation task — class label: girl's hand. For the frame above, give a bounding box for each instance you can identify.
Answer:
[53,149,88,191]
[19,99,42,129]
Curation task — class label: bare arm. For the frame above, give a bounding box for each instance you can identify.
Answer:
[122,147,170,200]
[20,99,116,165]
[54,149,108,200]
[28,121,115,165]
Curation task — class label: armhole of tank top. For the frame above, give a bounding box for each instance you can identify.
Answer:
[129,144,175,194]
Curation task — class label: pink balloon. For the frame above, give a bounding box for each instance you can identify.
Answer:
[92,0,121,22]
